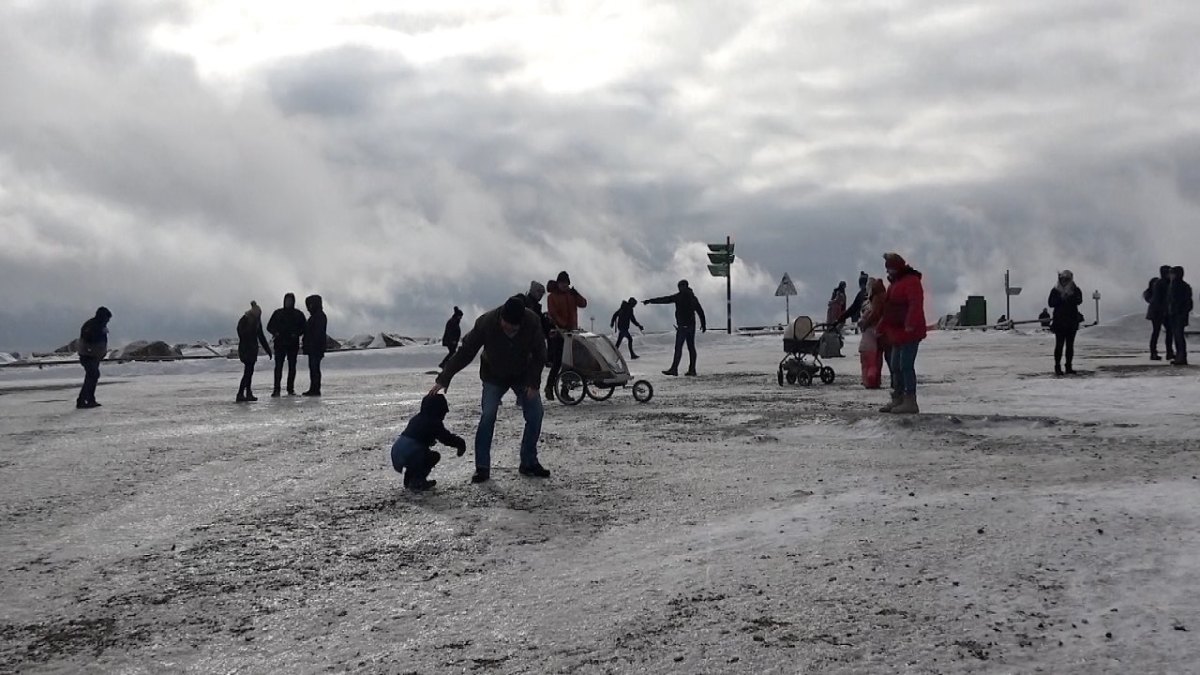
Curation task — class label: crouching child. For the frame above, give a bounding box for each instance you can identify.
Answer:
[390,394,466,491]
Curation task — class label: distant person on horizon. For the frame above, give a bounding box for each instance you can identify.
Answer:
[431,296,549,484]
[1145,265,1173,361]
[76,306,112,409]
[546,271,587,400]
[1039,308,1052,330]
[645,279,707,376]
[440,306,464,369]
[878,253,926,414]
[839,272,870,329]
[302,294,327,396]
[611,298,644,359]
[236,301,272,402]
[267,293,307,397]
[1048,270,1084,377]
[1167,266,1193,366]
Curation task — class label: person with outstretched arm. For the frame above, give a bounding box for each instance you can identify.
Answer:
[644,279,707,376]
[610,298,645,359]
[429,296,549,484]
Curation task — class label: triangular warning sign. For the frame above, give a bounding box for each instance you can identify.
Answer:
[775,273,798,297]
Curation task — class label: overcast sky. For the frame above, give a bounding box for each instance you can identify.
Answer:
[2,0,1198,351]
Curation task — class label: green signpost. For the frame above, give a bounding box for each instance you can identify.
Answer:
[707,237,734,334]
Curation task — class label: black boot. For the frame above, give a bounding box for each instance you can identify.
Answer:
[471,469,490,484]
[1054,364,1064,377]
[519,463,551,478]
[271,388,281,398]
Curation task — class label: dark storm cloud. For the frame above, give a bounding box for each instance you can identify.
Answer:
[2,0,1199,351]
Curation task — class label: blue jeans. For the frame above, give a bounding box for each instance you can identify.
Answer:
[671,325,697,372]
[889,342,920,395]
[476,382,543,470]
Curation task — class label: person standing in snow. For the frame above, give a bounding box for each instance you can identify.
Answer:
[878,254,926,414]
[1038,308,1052,330]
[1048,270,1084,376]
[236,301,272,402]
[1166,266,1193,366]
[839,272,870,327]
[1144,265,1173,361]
[827,281,848,326]
[522,280,552,340]
[857,279,887,389]
[76,306,113,409]
[302,294,327,397]
[644,279,707,376]
[267,293,307,397]
[545,271,587,400]
[430,296,549,484]
[440,306,464,369]
[610,298,644,359]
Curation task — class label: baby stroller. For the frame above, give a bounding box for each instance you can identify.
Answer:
[777,316,837,386]
[555,331,654,406]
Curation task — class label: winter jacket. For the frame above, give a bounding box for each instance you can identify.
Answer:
[237,313,272,364]
[303,295,327,357]
[611,301,644,332]
[401,395,465,450]
[1047,284,1084,334]
[78,309,112,359]
[442,313,463,348]
[827,287,848,325]
[858,279,888,331]
[437,303,547,390]
[524,293,553,339]
[267,306,307,350]
[1168,268,1193,326]
[1145,270,1170,321]
[645,288,707,330]
[843,283,868,324]
[547,285,588,331]
[879,268,927,346]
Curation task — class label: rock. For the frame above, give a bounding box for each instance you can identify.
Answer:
[55,339,81,354]
[119,341,183,360]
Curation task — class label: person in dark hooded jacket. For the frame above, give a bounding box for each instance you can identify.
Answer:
[645,280,707,376]
[610,298,644,359]
[1167,266,1193,365]
[76,306,113,409]
[839,272,870,326]
[1144,265,1172,361]
[390,394,467,491]
[1048,270,1084,376]
[236,301,272,402]
[267,293,307,396]
[440,307,464,368]
[302,295,327,396]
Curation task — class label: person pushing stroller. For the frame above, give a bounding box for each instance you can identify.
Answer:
[390,394,467,492]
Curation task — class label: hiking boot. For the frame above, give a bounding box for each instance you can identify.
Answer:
[630,353,640,360]
[1172,359,1189,366]
[1151,353,1162,361]
[544,384,556,401]
[1064,366,1076,375]
[76,400,88,409]
[302,390,321,397]
[287,389,296,396]
[271,389,281,398]
[879,392,903,413]
[471,469,490,484]
[246,393,258,402]
[892,394,920,415]
[236,394,248,403]
[519,464,551,478]
[1054,364,1064,377]
[684,370,697,377]
[662,369,678,376]
[407,479,436,492]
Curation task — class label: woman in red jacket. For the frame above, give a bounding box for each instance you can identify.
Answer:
[878,253,927,414]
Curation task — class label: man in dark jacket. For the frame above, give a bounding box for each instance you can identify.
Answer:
[839,272,870,326]
[644,279,707,376]
[302,295,327,396]
[440,306,464,369]
[610,298,644,359]
[1167,266,1193,366]
[76,306,113,409]
[237,301,272,402]
[430,296,548,483]
[267,293,307,396]
[1145,265,1173,361]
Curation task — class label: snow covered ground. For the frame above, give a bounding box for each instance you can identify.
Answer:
[2,320,1198,673]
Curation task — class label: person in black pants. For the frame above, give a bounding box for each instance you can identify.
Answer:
[644,280,707,376]
[302,294,327,396]
[1166,266,1193,366]
[267,293,307,396]
[236,301,272,402]
[76,306,113,409]
[610,298,644,359]
[1048,270,1084,376]
[1144,265,1173,361]
[440,306,463,369]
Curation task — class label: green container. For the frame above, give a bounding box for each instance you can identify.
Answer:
[960,296,987,327]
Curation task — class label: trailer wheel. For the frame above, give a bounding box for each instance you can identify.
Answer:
[632,380,654,403]
[586,384,616,402]
[557,371,586,406]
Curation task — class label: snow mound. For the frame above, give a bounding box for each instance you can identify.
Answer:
[0,352,19,364]
[1081,313,1149,344]
[54,339,80,354]
[343,333,418,350]
[119,341,184,360]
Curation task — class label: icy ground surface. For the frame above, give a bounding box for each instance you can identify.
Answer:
[2,326,1199,673]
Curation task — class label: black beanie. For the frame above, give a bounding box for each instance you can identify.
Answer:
[501,297,526,324]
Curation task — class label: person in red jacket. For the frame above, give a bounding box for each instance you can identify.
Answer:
[878,253,927,414]
[545,271,588,399]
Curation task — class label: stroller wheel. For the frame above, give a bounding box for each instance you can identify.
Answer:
[820,366,836,385]
[557,371,586,406]
[632,380,654,403]
[797,371,813,386]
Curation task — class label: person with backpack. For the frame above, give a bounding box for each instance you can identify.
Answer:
[1048,270,1085,376]
[76,306,113,409]
[644,280,707,376]
[266,293,307,397]
[236,301,272,402]
[301,294,327,397]
[610,298,644,359]
[1144,265,1173,361]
